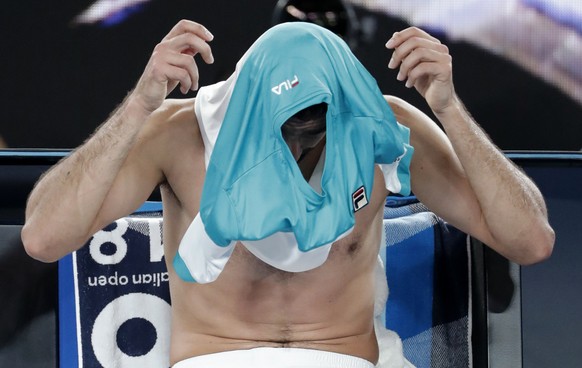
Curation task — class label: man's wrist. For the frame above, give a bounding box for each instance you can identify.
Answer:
[432,94,480,135]
[432,94,465,122]
[122,93,156,123]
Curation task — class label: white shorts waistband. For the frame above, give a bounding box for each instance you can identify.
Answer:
[173,347,375,368]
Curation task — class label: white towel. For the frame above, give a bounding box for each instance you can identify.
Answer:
[374,237,415,368]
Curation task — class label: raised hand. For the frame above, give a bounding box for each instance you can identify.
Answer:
[386,27,455,114]
[133,20,215,114]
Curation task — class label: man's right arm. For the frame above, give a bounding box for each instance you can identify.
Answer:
[21,20,214,262]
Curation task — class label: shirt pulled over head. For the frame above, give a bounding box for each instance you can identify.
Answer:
[174,22,414,283]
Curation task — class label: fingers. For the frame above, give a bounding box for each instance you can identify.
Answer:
[151,20,214,94]
[385,27,455,112]
[385,27,451,88]
[164,20,214,64]
[164,31,215,65]
[398,47,451,88]
[164,19,214,44]
[164,64,195,94]
[162,20,214,65]
[405,60,448,89]
[385,27,440,50]
[161,52,200,92]
[387,36,447,69]
[132,20,215,112]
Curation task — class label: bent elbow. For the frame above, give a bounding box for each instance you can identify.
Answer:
[21,223,71,263]
[22,225,54,263]
[519,223,555,266]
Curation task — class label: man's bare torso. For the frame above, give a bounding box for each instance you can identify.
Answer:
[155,99,389,365]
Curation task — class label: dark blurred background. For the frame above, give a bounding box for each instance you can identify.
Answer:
[1,0,581,150]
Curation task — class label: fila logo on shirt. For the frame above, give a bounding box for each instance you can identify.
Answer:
[352,186,368,212]
[272,75,299,95]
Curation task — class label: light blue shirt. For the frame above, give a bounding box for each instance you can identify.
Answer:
[174,22,413,283]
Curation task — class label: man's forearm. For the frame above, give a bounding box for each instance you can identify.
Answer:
[22,94,150,261]
[434,95,554,264]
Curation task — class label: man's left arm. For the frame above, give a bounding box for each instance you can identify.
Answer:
[385,27,554,265]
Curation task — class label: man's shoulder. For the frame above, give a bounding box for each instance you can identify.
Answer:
[141,98,200,140]
[383,94,436,133]
[154,98,197,125]
[137,97,204,171]
[383,95,415,117]
[151,98,205,212]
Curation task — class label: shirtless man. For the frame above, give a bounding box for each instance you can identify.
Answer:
[22,20,554,367]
